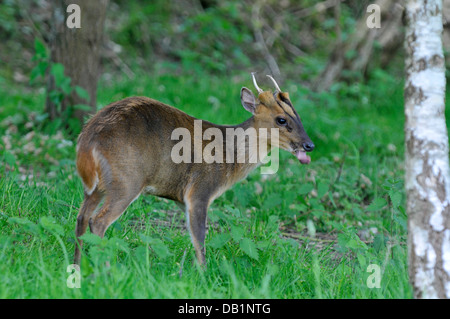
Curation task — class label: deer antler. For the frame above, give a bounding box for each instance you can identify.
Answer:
[266,75,281,92]
[251,72,263,94]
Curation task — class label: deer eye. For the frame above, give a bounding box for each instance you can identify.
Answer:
[276,117,287,126]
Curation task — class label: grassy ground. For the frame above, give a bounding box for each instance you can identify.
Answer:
[0,70,416,298]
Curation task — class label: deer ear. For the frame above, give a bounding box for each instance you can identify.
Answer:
[241,87,256,114]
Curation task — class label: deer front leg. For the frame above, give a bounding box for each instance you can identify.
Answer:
[185,197,209,266]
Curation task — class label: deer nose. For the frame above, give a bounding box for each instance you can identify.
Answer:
[302,142,315,152]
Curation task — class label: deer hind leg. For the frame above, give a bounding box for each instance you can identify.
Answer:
[74,188,104,264]
[88,185,142,238]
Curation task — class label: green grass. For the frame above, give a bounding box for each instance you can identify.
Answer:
[0,70,416,298]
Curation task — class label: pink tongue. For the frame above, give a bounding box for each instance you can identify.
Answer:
[296,150,311,164]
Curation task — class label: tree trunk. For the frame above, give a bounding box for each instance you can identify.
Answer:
[46,0,108,126]
[404,0,450,299]
[442,0,450,67]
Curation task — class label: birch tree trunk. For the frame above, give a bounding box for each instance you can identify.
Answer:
[404,0,450,299]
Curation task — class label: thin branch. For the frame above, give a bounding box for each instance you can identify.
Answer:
[281,232,337,243]
[294,0,346,19]
[178,248,187,278]
[263,24,306,57]
[103,42,136,80]
[334,149,347,185]
[251,3,281,80]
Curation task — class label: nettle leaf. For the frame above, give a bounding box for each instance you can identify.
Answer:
[140,235,172,259]
[267,215,279,232]
[8,217,39,235]
[33,38,48,60]
[133,245,148,264]
[139,234,153,244]
[51,63,66,85]
[208,210,220,223]
[345,238,362,250]
[79,233,102,245]
[262,193,282,210]
[235,185,250,207]
[226,205,250,222]
[298,183,314,195]
[373,234,386,252]
[30,61,48,82]
[39,216,64,236]
[209,233,231,249]
[337,228,368,252]
[75,86,90,101]
[210,210,229,223]
[59,77,72,94]
[230,224,244,242]
[225,205,241,218]
[357,253,366,267]
[317,182,330,198]
[256,240,272,250]
[337,233,349,252]
[393,213,407,231]
[239,238,259,260]
[108,237,130,253]
[366,198,387,212]
[389,190,402,209]
[151,240,172,259]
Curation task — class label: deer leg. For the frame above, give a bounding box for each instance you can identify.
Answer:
[185,197,209,266]
[89,187,141,238]
[74,189,104,265]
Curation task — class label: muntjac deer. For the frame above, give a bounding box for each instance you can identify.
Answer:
[74,73,314,265]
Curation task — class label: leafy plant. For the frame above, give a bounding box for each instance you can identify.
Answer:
[30,39,90,135]
[0,67,414,298]
[208,205,276,262]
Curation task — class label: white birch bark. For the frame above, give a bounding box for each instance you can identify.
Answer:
[404,0,450,298]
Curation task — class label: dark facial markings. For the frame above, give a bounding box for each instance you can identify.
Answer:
[274,94,301,127]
